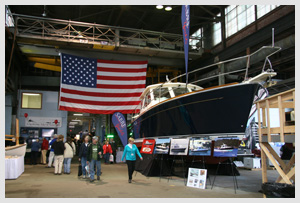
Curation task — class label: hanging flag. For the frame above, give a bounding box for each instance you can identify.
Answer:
[112,112,128,146]
[59,53,147,114]
[181,5,190,84]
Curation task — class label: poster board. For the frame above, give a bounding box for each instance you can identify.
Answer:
[213,137,239,157]
[170,138,189,155]
[189,137,212,156]
[187,168,207,189]
[154,138,170,154]
[140,139,156,154]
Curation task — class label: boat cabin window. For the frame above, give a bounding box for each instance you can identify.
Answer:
[143,93,151,107]
[153,87,171,102]
[173,87,189,96]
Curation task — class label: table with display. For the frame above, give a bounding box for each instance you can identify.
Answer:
[5,155,25,179]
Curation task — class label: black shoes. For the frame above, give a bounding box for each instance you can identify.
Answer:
[128,179,132,183]
[90,179,95,183]
[97,176,100,180]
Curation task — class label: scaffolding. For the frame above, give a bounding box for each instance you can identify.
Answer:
[255,88,295,190]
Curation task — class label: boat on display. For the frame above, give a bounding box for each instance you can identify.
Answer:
[5,144,27,157]
[128,46,281,163]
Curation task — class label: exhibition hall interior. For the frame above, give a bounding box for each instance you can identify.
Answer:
[5,4,295,198]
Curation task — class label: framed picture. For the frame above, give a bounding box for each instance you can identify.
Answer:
[170,138,189,156]
[154,138,170,154]
[213,137,240,157]
[189,137,212,156]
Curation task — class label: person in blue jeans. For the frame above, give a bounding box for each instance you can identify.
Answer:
[63,137,76,174]
[87,136,103,182]
[78,136,90,179]
[46,134,57,168]
[121,137,143,183]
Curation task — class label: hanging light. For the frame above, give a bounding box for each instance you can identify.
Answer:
[165,6,172,11]
[156,5,164,9]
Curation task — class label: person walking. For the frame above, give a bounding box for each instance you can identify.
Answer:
[40,137,49,165]
[31,139,41,165]
[103,141,113,164]
[52,135,65,175]
[121,137,143,183]
[78,136,90,179]
[46,134,57,168]
[109,138,117,163]
[64,137,76,174]
[87,136,103,182]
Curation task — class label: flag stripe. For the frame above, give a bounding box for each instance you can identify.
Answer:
[59,106,137,114]
[60,97,141,106]
[97,75,146,81]
[97,60,148,65]
[98,67,147,73]
[97,71,146,77]
[60,92,140,102]
[59,101,138,110]
[97,80,146,85]
[97,63,147,69]
[61,84,144,93]
[61,88,143,97]
[96,84,145,89]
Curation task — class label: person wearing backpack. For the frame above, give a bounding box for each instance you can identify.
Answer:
[64,137,76,174]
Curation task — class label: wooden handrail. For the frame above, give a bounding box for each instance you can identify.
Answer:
[5,135,15,137]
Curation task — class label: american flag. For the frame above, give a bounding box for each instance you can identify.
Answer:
[59,53,147,114]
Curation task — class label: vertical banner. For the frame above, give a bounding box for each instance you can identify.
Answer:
[140,139,156,154]
[181,5,190,84]
[112,112,127,147]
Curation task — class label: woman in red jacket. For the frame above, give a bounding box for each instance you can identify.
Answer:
[41,137,49,165]
[103,141,113,164]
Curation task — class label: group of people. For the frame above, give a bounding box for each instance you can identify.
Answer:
[30,134,143,183]
[31,134,76,175]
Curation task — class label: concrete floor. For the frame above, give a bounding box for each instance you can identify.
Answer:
[5,160,279,198]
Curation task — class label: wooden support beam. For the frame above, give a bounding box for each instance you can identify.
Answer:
[279,167,295,183]
[260,142,268,183]
[260,143,292,184]
[262,108,266,127]
[266,100,271,142]
[16,118,19,145]
[276,154,295,183]
[265,143,286,169]
[278,96,285,142]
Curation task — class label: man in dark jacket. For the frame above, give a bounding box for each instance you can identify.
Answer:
[87,136,103,182]
[31,139,41,165]
[78,135,90,179]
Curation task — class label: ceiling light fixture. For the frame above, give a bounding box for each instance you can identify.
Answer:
[165,6,172,11]
[73,113,83,116]
[156,5,164,9]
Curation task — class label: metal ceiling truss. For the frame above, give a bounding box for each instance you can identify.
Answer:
[13,14,203,53]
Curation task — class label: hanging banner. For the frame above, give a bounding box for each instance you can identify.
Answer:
[112,112,127,146]
[181,5,190,84]
[140,139,156,154]
[187,168,207,189]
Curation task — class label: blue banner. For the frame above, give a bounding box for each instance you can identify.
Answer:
[181,5,190,84]
[112,112,127,146]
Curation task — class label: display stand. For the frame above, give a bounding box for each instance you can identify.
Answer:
[167,155,186,185]
[159,154,164,182]
[191,156,211,186]
[211,157,238,194]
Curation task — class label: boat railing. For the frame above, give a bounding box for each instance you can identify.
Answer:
[130,46,282,122]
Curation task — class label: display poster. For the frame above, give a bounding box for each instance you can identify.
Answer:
[170,138,189,156]
[25,117,62,127]
[154,138,170,154]
[213,137,239,157]
[112,112,127,147]
[189,137,212,156]
[140,139,156,154]
[187,168,207,189]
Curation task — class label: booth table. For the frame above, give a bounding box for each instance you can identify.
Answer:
[5,155,24,179]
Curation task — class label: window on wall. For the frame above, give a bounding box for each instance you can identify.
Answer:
[21,93,42,109]
[212,13,222,46]
[189,28,203,49]
[257,5,280,19]
[225,5,255,38]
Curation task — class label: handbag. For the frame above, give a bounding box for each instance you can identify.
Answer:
[78,164,82,176]
[109,154,114,162]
